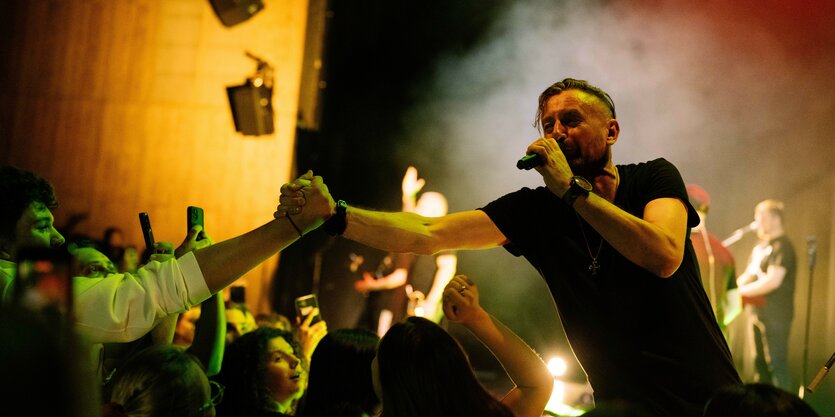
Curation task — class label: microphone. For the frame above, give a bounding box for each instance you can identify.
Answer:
[721,221,757,247]
[517,154,543,170]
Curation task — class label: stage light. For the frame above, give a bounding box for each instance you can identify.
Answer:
[548,356,568,377]
[208,0,265,27]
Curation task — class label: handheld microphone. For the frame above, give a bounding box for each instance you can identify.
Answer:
[516,154,543,170]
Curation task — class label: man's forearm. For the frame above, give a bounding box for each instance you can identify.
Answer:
[574,193,687,277]
[193,218,301,293]
[342,207,505,255]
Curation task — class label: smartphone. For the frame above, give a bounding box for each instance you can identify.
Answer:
[138,212,155,253]
[294,294,322,325]
[14,246,73,317]
[187,206,205,240]
[230,286,246,303]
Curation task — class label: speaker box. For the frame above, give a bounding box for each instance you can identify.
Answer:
[208,0,265,27]
[227,83,274,136]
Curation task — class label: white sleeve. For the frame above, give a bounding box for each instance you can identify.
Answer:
[73,252,212,344]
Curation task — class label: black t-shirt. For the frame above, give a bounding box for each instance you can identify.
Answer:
[757,235,797,325]
[481,158,740,417]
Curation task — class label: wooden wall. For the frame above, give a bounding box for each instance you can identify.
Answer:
[0,0,310,314]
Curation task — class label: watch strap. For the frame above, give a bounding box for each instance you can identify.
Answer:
[323,200,348,236]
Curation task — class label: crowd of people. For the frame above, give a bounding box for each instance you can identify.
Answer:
[0,77,819,417]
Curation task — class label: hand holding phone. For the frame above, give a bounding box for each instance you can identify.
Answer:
[139,212,156,253]
[187,206,205,241]
[295,294,322,325]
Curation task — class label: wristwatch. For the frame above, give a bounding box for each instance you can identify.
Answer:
[562,176,592,207]
[323,199,348,236]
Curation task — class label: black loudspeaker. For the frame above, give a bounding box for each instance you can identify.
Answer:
[208,0,265,27]
[227,83,274,136]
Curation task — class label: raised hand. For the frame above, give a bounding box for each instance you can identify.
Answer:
[442,275,488,324]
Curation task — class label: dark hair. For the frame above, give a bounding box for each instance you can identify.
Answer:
[107,345,208,417]
[376,317,514,417]
[704,383,819,417]
[534,78,617,131]
[0,165,59,242]
[214,327,302,417]
[297,329,381,417]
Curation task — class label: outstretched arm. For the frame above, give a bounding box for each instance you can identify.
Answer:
[277,173,506,255]
[195,172,332,293]
[443,275,552,417]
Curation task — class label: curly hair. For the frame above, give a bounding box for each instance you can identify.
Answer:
[534,78,617,132]
[214,327,302,417]
[0,165,59,241]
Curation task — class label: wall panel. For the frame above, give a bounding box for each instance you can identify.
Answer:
[0,0,309,314]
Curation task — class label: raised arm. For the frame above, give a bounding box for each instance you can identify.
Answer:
[443,275,553,417]
[186,293,226,376]
[527,137,689,278]
[574,195,688,278]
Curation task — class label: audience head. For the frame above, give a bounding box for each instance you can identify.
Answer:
[0,165,64,260]
[174,305,202,347]
[374,316,513,417]
[704,383,819,417]
[105,344,219,417]
[68,239,118,278]
[256,311,293,331]
[215,327,305,416]
[299,328,381,417]
[225,301,256,344]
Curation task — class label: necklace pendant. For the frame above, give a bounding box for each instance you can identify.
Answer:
[589,260,600,276]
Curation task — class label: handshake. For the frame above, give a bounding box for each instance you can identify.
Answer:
[273,170,336,236]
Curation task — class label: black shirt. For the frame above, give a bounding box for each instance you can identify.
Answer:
[481,158,740,417]
[757,235,797,325]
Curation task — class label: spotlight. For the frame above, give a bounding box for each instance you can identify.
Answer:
[208,0,265,27]
[226,51,275,136]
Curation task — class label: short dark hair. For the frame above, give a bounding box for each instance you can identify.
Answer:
[0,166,59,242]
[534,78,617,131]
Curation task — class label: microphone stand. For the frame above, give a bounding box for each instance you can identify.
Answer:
[806,351,835,394]
[799,236,817,398]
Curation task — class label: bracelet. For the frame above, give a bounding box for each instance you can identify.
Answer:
[286,216,303,237]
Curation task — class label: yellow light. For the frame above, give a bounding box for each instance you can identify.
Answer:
[548,357,568,377]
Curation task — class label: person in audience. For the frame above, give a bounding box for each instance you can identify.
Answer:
[104,344,222,417]
[257,311,293,331]
[703,383,819,417]
[226,301,257,344]
[372,275,553,417]
[0,165,65,302]
[297,328,380,417]
[0,166,331,345]
[175,304,203,347]
[214,327,307,417]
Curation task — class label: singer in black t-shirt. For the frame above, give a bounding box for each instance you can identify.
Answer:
[279,78,742,417]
